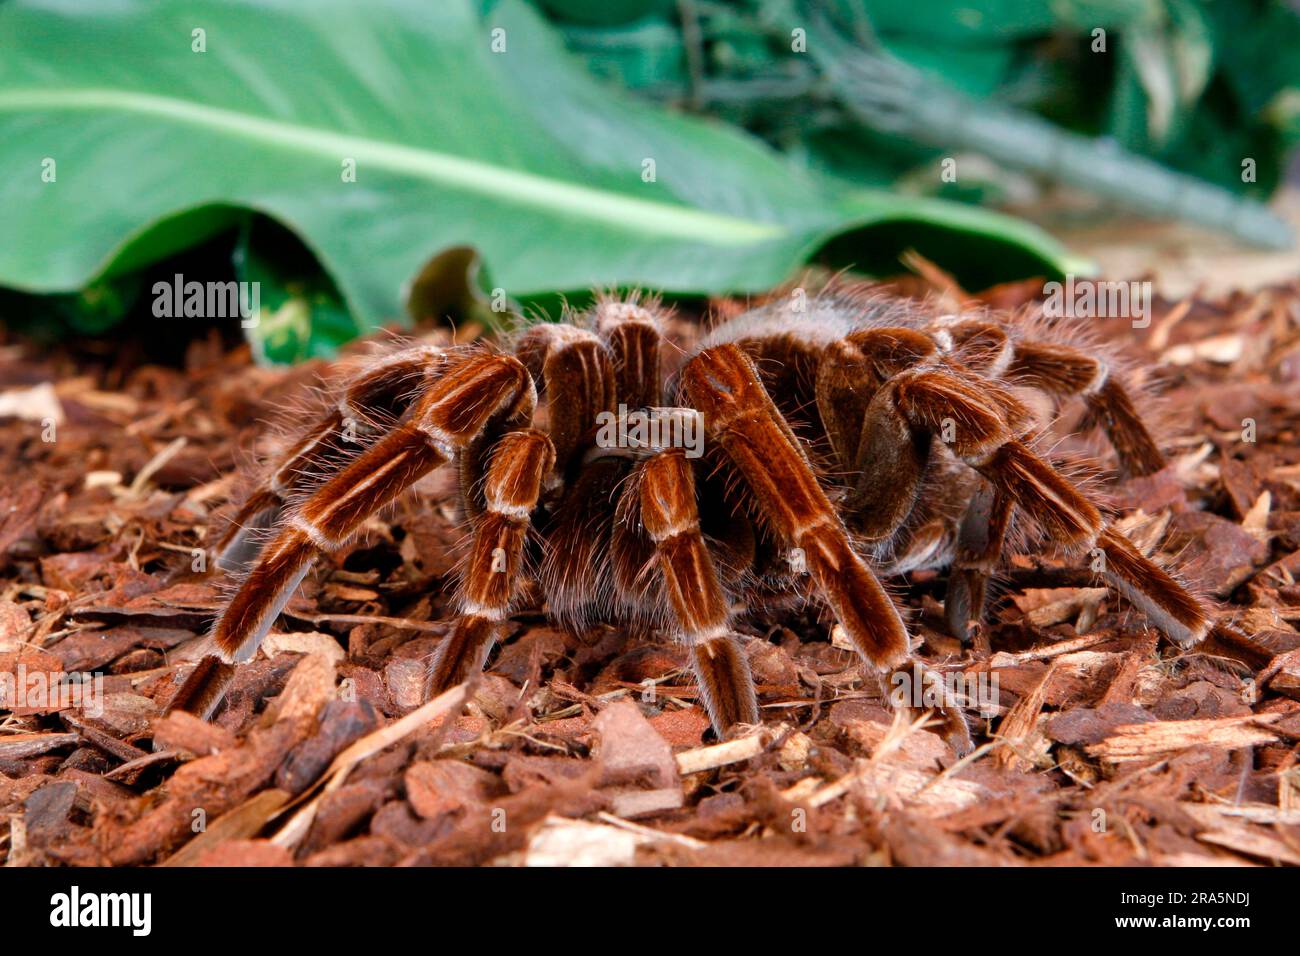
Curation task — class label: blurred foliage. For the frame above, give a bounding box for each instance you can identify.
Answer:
[541,0,1300,211]
[0,0,1081,364]
[4,0,1293,364]
[236,219,362,365]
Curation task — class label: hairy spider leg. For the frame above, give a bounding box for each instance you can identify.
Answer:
[213,344,446,571]
[169,351,532,719]
[640,448,759,732]
[683,344,911,670]
[425,429,555,695]
[872,362,1208,647]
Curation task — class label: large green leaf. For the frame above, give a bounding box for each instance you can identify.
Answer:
[0,0,1076,331]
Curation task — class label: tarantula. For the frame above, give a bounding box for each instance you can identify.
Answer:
[170,289,1209,743]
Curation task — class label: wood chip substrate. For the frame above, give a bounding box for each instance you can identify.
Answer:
[3,277,1300,866]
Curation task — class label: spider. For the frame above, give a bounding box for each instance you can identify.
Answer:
[169,287,1209,748]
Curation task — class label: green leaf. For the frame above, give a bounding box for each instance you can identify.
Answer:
[559,18,687,91]
[0,275,145,342]
[883,40,1014,98]
[235,218,362,365]
[1208,0,1300,118]
[0,0,1074,334]
[1107,0,1213,152]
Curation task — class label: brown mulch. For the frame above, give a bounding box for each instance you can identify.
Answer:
[2,276,1300,868]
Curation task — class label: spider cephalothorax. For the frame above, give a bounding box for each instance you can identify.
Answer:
[171,288,1209,746]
